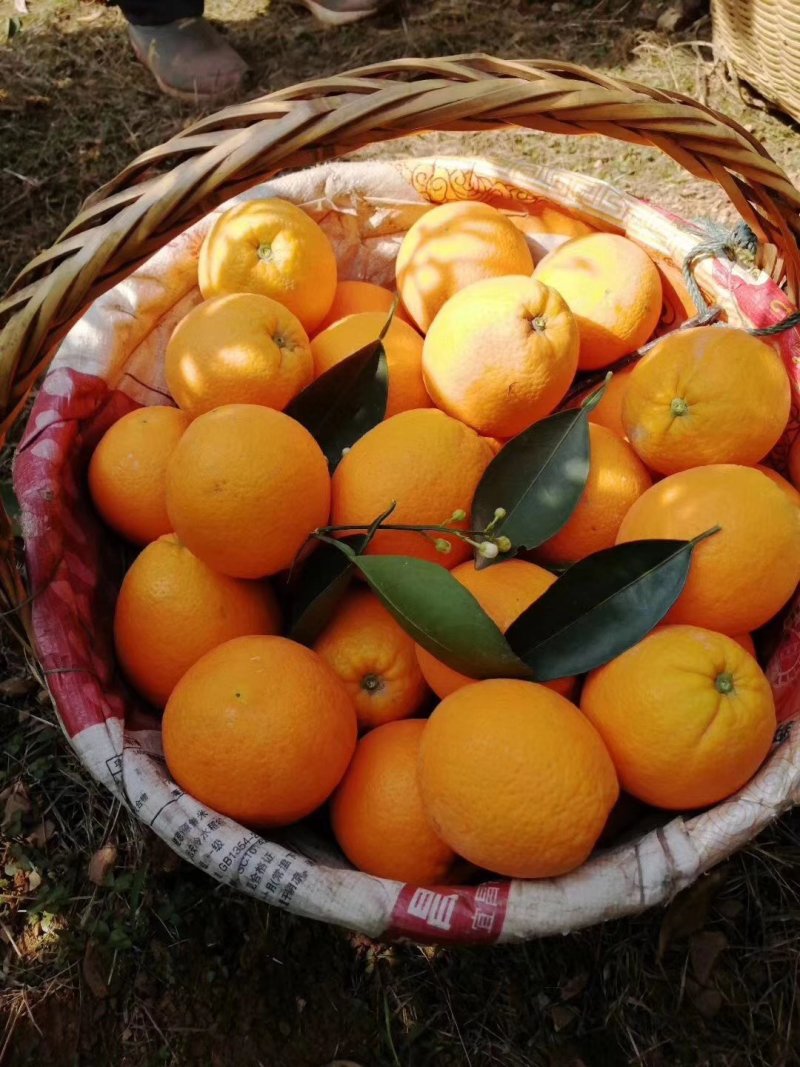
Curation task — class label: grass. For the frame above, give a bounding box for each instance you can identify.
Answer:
[4,1,800,1063]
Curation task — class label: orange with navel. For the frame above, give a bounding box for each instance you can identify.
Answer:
[114,534,281,707]
[422,275,579,439]
[198,198,337,333]
[165,294,313,418]
[534,233,662,370]
[622,326,790,474]
[331,720,456,883]
[314,588,430,729]
[395,201,534,333]
[617,464,800,634]
[581,625,776,809]
[330,408,495,567]
[166,404,330,579]
[311,311,429,418]
[88,406,189,545]
[417,679,619,879]
[163,635,357,827]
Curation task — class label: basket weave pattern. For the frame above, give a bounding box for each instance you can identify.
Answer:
[5,58,800,942]
[712,0,800,124]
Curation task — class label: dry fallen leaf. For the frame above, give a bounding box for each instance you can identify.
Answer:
[87,844,118,887]
[1,781,31,831]
[691,987,723,1019]
[26,819,56,849]
[83,939,110,1000]
[0,676,35,698]
[560,971,589,1002]
[550,1004,579,1032]
[690,930,728,986]
[658,867,729,959]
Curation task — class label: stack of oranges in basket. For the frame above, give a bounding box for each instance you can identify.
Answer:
[87,192,800,884]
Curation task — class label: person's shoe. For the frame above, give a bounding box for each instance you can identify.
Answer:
[128,17,249,102]
[295,0,394,25]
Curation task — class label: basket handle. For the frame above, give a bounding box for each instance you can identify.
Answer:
[2,53,800,438]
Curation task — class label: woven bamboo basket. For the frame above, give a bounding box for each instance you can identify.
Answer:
[712,0,800,122]
[5,56,800,944]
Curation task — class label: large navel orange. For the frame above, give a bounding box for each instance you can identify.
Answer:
[587,365,635,440]
[331,720,456,884]
[311,311,429,418]
[756,464,800,508]
[331,408,495,567]
[88,406,189,545]
[617,464,800,634]
[314,588,430,729]
[114,534,281,707]
[415,559,575,699]
[395,201,534,333]
[533,233,662,370]
[417,679,619,879]
[165,404,330,579]
[422,275,579,438]
[165,294,313,418]
[198,198,337,333]
[536,423,652,565]
[163,636,357,827]
[316,280,411,331]
[622,326,790,474]
[509,202,596,264]
[581,625,776,809]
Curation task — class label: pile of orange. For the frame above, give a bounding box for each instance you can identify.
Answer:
[87,192,799,887]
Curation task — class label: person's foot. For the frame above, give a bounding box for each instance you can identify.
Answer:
[128,17,249,102]
[295,0,394,25]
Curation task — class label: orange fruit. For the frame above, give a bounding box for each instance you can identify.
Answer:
[163,636,356,827]
[166,404,330,579]
[536,423,652,565]
[316,280,410,331]
[731,632,757,657]
[395,201,534,333]
[621,326,790,475]
[788,435,800,489]
[88,406,189,545]
[165,294,312,418]
[417,679,619,878]
[314,588,430,729]
[422,275,579,438]
[587,364,635,440]
[331,408,495,567]
[756,464,800,508]
[415,559,575,699]
[509,203,595,263]
[310,311,429,418]
[330,720,456,883]
[198,198,337,333]
[114,534,280,708]
[581,625,776,809]
[617,464,800,634]
[533,233,663,370]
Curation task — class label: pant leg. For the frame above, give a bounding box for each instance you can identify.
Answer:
[114,0,204,25]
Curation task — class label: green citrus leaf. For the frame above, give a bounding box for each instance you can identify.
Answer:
[285,340,388,472]
[471,406,591,567]
[352,554,533,680]
[288,535,365,645]
[506,532,716,681]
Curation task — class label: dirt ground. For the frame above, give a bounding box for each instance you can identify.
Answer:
[4,1,800,1065]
